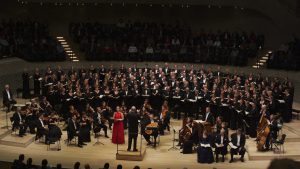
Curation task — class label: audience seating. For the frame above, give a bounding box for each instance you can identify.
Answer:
[69,20,264,66]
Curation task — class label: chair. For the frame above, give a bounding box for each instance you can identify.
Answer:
[292,109,300,120]
[47,124,62,151]
[273,134,286,154]
[47,137,61,151]
[65,130,78,146]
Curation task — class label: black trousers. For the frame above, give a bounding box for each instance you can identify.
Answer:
[3,99,17,112]
[230,147,246,159]
[94,123,108,136]
[128,133,138,150]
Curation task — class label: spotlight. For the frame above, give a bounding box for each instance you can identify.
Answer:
[136,3,138,7]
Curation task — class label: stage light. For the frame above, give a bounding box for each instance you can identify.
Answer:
[136,3,138,7]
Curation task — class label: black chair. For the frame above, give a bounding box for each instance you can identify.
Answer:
[47,137,61,151]
[66,130,78,146]
[273,134,286,154]
[47,124,62,151]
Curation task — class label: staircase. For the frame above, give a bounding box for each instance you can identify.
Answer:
[56,36,79,62]
[252,50,272,69]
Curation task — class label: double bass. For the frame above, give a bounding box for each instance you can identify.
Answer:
[256,115,270,151]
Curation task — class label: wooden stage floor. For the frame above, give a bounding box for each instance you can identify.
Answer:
[0,99,299,169]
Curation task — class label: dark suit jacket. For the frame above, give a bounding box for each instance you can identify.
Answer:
[12,112,23,126]
[127,111,139,135]
[67,118,78,140]
[202,112,215,125]
[231,133,246,147]
[215,134,229,146]
[2,89,13,104]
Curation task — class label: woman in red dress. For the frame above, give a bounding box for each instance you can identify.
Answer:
[112,106,125,144]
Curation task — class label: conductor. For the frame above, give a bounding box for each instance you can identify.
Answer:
[127,106,139,151]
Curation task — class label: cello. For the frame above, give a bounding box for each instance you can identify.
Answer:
[256,114,270,151]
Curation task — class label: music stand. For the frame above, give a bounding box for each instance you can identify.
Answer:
[168,125,179,151]
[93,133,104,146]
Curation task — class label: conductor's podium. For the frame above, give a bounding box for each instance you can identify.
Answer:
[116,146,146,161]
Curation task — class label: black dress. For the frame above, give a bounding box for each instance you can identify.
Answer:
[79,117,91,142]
[197,136,214,163]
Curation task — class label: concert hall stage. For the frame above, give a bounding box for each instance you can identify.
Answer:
[0,98,299,169]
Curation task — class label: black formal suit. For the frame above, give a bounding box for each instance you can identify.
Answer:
[67,118,83,145]
[141,115,159,147]
[93,112,108,137]
[35,118,48,143]
[121,89,133,108]
[127,111,139,151]
[33,73,41,96]
[202,112,215,125]
[215,134,229,161]
[230,133,246,161]
[172,91,183,119]
[2,89,17,112]
[283,94,293,122]
[12,112,26,136]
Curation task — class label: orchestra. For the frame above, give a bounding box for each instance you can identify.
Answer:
[5,63,294,163]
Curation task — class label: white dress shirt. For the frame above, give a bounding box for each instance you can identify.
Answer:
[237,135,241,146]
[6,90,11,100]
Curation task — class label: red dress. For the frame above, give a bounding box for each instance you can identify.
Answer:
[112,112,125,144]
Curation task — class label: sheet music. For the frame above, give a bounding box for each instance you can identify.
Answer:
[229,142,238,149]
[200,143,211,148]
[194,120,206,124]
[188,99,196,102]
[215,143,224,148]
[278,100,285,103]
